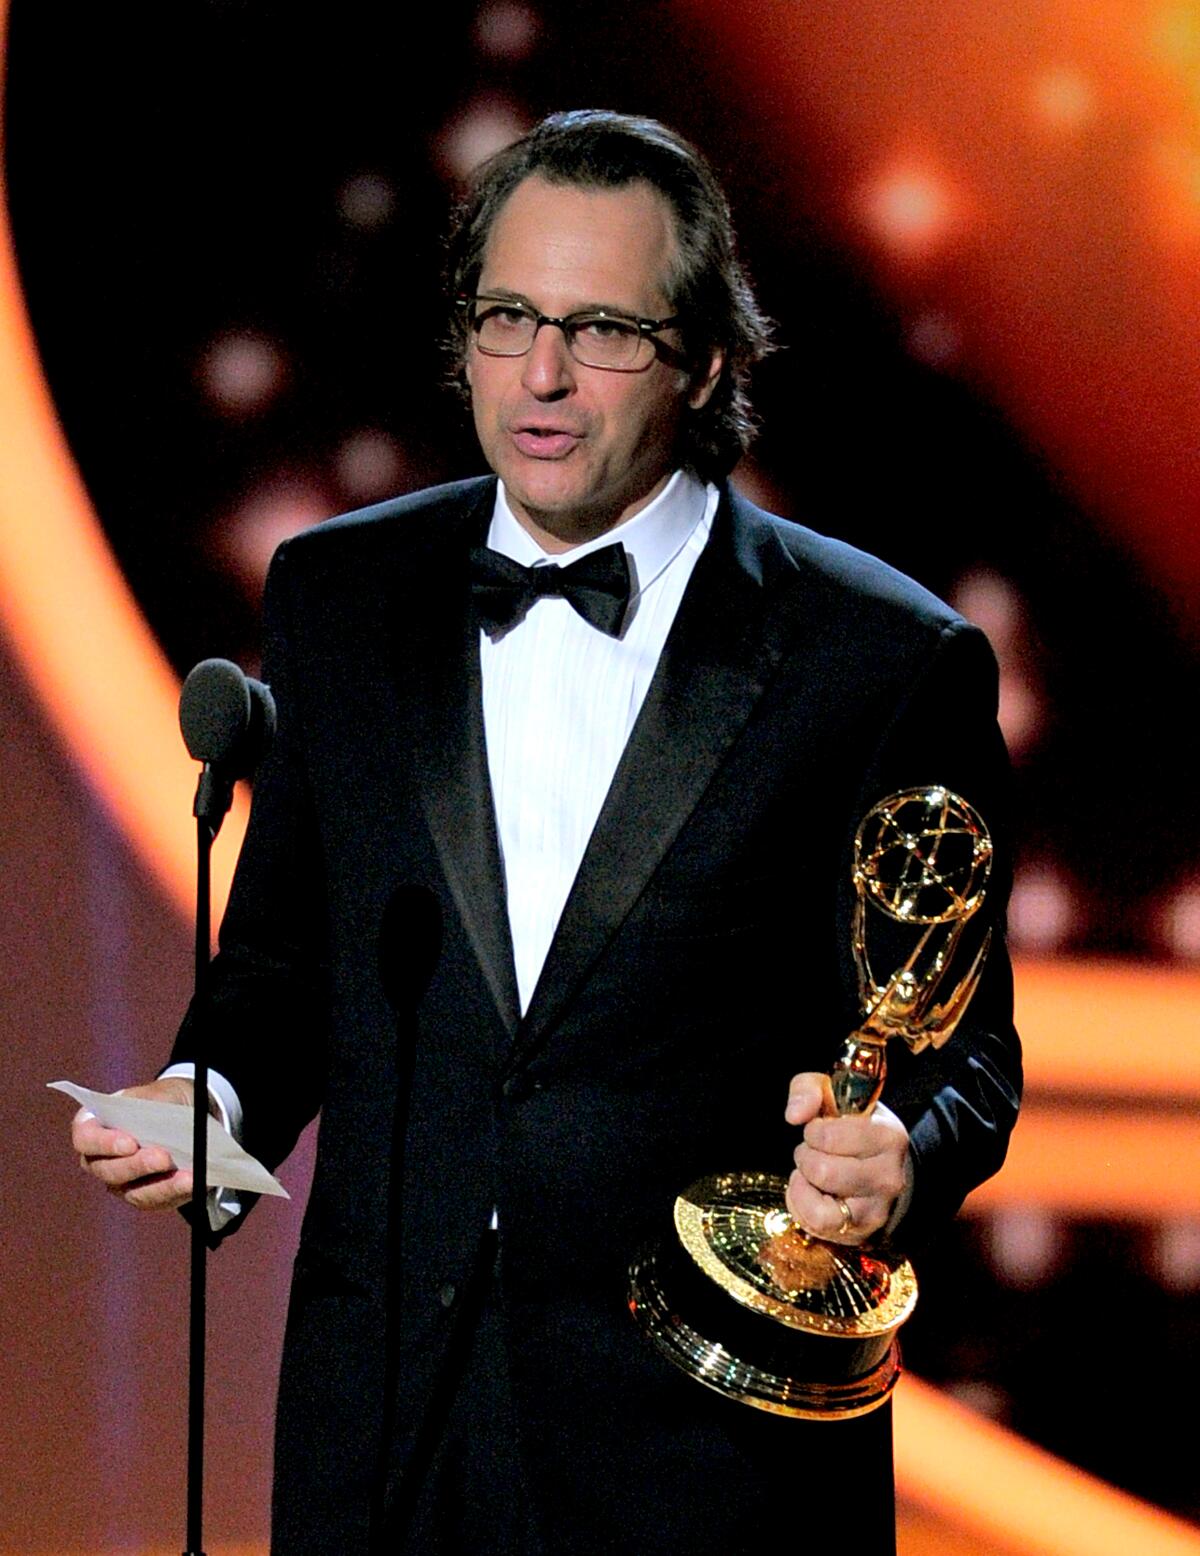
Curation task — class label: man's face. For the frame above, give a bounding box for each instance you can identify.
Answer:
[465,175,723,550]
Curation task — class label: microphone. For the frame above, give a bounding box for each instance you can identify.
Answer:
[179,658,276,834]
[177,658,277,1551]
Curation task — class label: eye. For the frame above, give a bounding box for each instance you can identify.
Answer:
[476,303,531,332]
[574,313,639,341]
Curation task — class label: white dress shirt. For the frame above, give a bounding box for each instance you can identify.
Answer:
[481,469,717,1012]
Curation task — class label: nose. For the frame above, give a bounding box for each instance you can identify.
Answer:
[520,320,575,399]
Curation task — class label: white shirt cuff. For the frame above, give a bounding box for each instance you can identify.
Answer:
[159,1063,244,1232]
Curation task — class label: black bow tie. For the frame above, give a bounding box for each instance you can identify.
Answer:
[468,542,632,638]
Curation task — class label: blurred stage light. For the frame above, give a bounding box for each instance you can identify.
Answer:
[433,97,530,182]
[1029,67,1096,131]
[334,429,406,502]
[1149,1216,1200,1292]
[951,569,1044,758]
[1159,881,1200,959]
[860,162,959,258]
[337,172,396,231]
[953,569,1024,653]
[996,670,1043,758]
[906,309,963,368]
[216,474,334,595]
[983,1206,1066,1288]
[1009,864,1079,954]
[472,1,540,61]
[197,329,287,416]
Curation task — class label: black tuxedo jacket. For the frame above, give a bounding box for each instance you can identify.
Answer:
[173,477,1021,1553]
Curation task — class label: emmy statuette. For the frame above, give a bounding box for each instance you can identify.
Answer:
[629,786,994,1420]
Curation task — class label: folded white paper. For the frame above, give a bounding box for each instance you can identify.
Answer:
[49,1080,288,1198]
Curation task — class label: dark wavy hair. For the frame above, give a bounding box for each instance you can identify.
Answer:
[445,109,774,482]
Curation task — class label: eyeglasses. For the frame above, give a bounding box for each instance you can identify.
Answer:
[459,295,683,372]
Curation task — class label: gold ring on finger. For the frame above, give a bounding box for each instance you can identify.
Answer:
[836,1197,854,1236]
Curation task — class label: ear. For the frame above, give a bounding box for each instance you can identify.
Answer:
[687,346,724,411]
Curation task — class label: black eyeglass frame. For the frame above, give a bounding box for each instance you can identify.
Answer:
[457,294,685,371]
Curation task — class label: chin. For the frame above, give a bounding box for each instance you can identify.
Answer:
[505,469,592,523]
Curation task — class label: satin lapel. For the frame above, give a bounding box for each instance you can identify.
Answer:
[508,489,806,1072]
[403,483,521,1041]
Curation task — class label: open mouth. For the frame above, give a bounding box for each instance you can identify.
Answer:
[511,426,582,458]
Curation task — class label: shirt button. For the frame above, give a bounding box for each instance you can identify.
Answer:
[439,1283,457,1310]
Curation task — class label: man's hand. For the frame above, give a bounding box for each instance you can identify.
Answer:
[783,1073,912,1244]
[72,1077,196,1211]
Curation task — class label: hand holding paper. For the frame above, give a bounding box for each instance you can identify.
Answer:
[51,1080,288,1198]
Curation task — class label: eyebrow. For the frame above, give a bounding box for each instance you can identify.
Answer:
[475,287,645,318]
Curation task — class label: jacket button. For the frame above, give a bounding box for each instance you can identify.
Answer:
[439,1283,457,1310]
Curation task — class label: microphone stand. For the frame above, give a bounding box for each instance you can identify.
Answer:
[176,659,275,1556]
[184,764,233,1556]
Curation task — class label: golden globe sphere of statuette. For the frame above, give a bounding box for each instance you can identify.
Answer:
[850,787,993,1059]
[629,786,993,1420]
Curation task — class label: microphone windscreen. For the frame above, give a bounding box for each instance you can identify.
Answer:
[180,658,274,776]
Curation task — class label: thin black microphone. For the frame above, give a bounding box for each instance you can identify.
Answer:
[179,657,276,834]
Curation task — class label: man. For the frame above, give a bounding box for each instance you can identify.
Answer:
[74,111,1021,1552]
